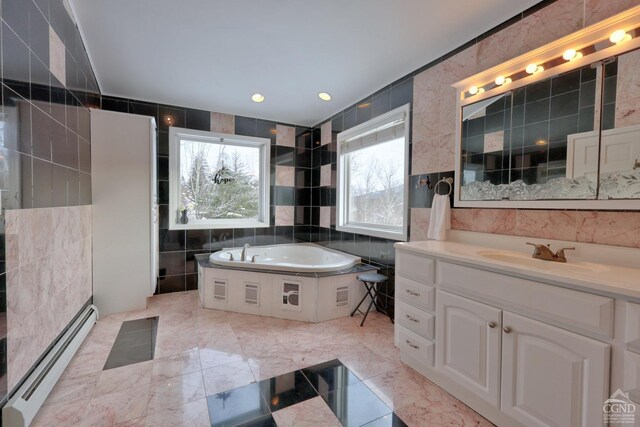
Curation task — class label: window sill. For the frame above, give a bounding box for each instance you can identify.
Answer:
[336,223,407,241]
[169,220,270,231]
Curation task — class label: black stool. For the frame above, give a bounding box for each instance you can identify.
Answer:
[351,273,394,327]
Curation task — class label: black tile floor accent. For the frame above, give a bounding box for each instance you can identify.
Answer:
[207,382,274,427]
[301,358,360,395]
[103,317,159,370]
[259,370,317,411]
[206,359,408,427]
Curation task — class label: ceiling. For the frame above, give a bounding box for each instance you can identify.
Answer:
[70,0,542,127]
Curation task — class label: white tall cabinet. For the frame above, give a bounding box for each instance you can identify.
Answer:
[91,109,158,315]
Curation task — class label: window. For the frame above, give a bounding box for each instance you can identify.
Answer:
[336,104,410,241]
[168,127,270,229]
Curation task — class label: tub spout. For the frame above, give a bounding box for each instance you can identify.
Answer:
[240,243,250,261]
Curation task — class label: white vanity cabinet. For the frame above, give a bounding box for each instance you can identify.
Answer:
[501,311,609,427]
[436,290,501,407]
[395,244,619,427]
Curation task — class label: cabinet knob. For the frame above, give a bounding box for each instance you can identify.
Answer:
[488,321,496,328]
[503,326,512,334]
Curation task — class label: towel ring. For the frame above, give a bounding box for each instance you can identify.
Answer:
[434,177,453,196]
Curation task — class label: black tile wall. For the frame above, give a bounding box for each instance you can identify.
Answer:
[1,0,100,406]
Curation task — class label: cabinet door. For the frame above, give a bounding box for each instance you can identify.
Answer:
[436,290,502,407]
[501,311,610,427]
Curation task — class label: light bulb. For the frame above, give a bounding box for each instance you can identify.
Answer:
[576,52,583,59]
[478,88,485,94]
[495,76,506,85]
[526,63,538,74]
[536,65,544,73]
[504,78,512,84]
[610,29,627,44]
[468,86,479,95]
[318,92,332,101]
[563,49,577,60]
[623,33,632,42]
[251,93,265,103]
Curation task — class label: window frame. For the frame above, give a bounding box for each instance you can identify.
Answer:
[336,104,410,241]
[168,126,271,230]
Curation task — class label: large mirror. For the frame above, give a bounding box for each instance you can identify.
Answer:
[460,62,600,201]
[597,49,640,199]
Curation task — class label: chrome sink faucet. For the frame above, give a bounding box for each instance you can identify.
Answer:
[526,242,575,263]
[240,243,250,261]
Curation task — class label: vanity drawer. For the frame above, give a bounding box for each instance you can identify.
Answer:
[438,261,614,338]
[396,276,435,312]
[396,250,435,285]
[396,325,434,366]
[396,300,435,340]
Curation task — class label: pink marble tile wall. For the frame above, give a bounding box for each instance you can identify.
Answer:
[209,112,235,134]
[275,206,294,226]
[408,208,640,248]
[412,48,479,174]
[614,48,640,128]
[320,164,332,187]
[475,0,584,71]
[410,208,430,241]
[5,206,92,390]
[320,121,331,146]
[451,208,517,235]
[275,166,295,187]
[585,0,639,25]
[276,125,295,147]
[319,207,332,229]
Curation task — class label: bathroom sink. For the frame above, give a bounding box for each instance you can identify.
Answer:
[476,251,609,274]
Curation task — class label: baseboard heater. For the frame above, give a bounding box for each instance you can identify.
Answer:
[3,305,99,427]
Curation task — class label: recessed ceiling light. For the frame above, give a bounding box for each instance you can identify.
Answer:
[318,92,332,101]
[251,93,265,103]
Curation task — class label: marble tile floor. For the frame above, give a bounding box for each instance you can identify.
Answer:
[32,290,492,427]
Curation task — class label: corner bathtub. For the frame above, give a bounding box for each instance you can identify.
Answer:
[209,243,361,273]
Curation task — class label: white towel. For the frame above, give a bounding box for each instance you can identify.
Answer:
[427,194,451,241]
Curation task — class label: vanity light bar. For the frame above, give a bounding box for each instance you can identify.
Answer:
[464,26,638,98]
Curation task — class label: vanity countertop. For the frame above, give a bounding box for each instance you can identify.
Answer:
[395,240,640,300]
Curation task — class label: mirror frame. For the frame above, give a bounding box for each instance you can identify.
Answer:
[452,5,640,210]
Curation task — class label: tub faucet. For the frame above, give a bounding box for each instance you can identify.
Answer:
[240,243,250,261]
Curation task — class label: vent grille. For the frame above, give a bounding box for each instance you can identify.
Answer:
[336,286,349,307]
[245,283,259,305]
[213,280,227,301]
